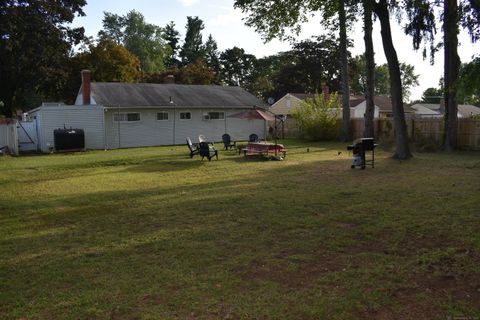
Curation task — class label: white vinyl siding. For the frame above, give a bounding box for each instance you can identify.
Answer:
[104,108,265,148]
[105,108,172,148]
[30,105,267,151]
[351,101,380,119]
[33,105,105,152]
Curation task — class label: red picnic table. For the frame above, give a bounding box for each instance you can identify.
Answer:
[242,141,287,157]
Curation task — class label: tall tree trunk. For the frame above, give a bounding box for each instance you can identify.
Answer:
[363,0,376,138]
[373,0,412,159]
[443,0,460,151]
[339,0,351,141]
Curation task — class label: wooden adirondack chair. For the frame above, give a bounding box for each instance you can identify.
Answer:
[198,142,218,161]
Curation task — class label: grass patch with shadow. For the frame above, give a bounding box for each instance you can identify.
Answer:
[1,140,479,319]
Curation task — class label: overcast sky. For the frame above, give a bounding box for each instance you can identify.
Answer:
[72,0,480,101]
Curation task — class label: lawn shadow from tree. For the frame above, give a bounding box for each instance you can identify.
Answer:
[1,144,480,319]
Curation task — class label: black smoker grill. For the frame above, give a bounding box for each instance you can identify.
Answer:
[347,138,377,169]
[54,128,85,152]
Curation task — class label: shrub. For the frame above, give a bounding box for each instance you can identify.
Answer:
[292,93,341,141]
[377,120,395,150]
[412,128,440,152]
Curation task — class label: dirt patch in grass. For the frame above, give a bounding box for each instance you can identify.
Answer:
[367,272,480,320]
[235,248,348,289]
[235,237,480,319]
[361,240,480,319]
[137,293,168,307]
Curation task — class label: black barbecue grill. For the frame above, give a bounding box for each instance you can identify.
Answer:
[347,138,377,169]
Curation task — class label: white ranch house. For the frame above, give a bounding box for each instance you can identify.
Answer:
[26,71,267,153]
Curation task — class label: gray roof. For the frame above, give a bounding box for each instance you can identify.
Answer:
[418,103,442,110]
[287,93,366,108]
[288,93,414,111]
[410,104,442,115]
[458,104,480,117]
[415,103,480,117]
[89,83,267,108]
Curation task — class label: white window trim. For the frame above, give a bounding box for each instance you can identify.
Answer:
[203,111,225,121]
[113,112,141,123]
[156,111,169,121]
[179,111,192,121]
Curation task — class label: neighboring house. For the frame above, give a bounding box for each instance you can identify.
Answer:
[269,93,414,119]
[268,93,319,116]
[352,95,416,119]
[410,103,480,118]
[409,104,443,118]
[269,93,359,117]
[349,95,380,119]
[27,70,267,152]
[458,104,480,118]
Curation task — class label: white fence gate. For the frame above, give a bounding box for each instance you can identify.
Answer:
[0,120,19,155]
[17,121,38,152]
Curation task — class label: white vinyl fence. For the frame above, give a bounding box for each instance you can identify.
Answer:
[17,121,38,152]
[0,120,19,155]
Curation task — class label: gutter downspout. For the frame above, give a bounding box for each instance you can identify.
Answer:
[117,105,121,148]
[35,115,40,152]
[102,107,107,150]
[171,97,176,145]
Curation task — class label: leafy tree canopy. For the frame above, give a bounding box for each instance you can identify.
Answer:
[179,16,205,65]
[403,0,480,61]
[78,39,141,83]
[177,60,217,85]
[421,87,443,103]
[99,10,170,73]
[219,47,257,88]
[457,56,480,105]
[204,34,220,75]
[233,0,354,42]
[267,36,344,100]
[350,55,419,102]
[0,0,86,115]
[164,21,181,67]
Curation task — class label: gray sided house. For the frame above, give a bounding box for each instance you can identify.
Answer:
[29,71,267,152]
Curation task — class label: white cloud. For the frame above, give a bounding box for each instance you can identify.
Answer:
[177,0,199,7]
[208,9,243,27]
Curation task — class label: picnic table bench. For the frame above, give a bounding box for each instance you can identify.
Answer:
[242,142,287,158]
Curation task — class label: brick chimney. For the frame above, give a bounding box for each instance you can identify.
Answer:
[81,70,91,105]
[322,85,330,102]
[163,74,175,84]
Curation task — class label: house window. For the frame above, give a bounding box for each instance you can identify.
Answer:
[180,112,191,120]
[157,112,169,121]
[114,112,141,122]
[203,112,225,120]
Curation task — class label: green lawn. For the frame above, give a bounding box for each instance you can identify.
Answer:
[1,140,479,319]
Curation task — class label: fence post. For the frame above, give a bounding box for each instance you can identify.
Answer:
[411,119,415,141]
[11,121,19,155]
